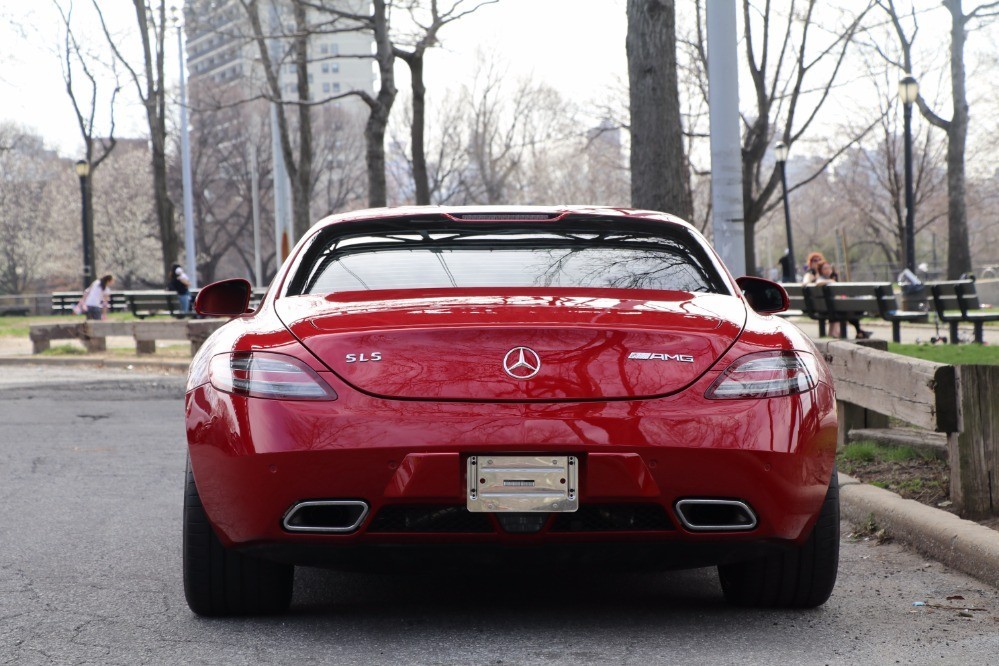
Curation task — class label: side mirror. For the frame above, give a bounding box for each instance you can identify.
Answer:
[194,278,252,317]
[736,276,789,315]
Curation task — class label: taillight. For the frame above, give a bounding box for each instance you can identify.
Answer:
[705,351,818,400]
[209,352,337,400]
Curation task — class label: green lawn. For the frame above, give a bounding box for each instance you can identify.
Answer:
[0,313,172,338]
[888,342,999,365]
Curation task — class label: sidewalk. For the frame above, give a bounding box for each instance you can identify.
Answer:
[840,474,999,590]
[0,335,190,373]
[790,317,999,345]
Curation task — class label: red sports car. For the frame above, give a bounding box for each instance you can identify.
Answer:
[183,206,838,615]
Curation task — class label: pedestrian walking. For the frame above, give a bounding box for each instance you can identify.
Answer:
[74,274,114,320]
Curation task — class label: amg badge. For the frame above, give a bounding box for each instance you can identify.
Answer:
[628,352,695,363]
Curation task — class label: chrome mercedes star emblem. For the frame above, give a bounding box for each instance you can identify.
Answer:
[503,346,541,380]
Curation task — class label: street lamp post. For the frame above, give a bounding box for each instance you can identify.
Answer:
[74,160,94,289]
[774,141,795,280]
[899,74,919,272]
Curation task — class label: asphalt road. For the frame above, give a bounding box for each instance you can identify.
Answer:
[2,367,999,665]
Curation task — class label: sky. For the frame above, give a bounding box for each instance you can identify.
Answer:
[0,0,629,157]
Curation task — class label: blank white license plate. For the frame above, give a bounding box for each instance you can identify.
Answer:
[466,455,578,513]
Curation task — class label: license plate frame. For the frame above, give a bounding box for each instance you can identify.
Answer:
[466,455,578,513]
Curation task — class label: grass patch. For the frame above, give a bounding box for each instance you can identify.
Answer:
[888,342,999,365]
[0,315,77,338]
[839,441,929,464]
[106,344,191,358]
[40,344,87,356]
[0,312,171,339]
[838,440,951,509]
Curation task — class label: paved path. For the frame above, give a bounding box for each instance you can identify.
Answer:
[1,374,998,664]
[789,317,999,345]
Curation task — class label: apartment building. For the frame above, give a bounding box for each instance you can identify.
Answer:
[183,0,375,110]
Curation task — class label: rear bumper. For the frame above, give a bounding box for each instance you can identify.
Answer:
[243,540,797,573]
[186,380,837,558]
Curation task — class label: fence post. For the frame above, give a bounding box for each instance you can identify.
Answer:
[835,339,890,449]
[950,365,999,518]
[837,403,890,450]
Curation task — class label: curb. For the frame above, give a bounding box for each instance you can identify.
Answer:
[839,472,999,589]
[0,354,189,373]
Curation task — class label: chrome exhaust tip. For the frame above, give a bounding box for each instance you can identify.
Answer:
[674,499,757,532]
[282,500,369,533]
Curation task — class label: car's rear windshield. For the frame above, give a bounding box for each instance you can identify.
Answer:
[289,217,727,296]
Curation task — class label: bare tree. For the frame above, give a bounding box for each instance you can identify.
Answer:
[0,127,67,294]
[181,87,277,285]
[389,74,623,207]
[834,76,947,270]
[310,105,368,216]
[92,144,163,289]
[240,0,317,240]
[0,124,24,154]
[389,92,471,204]
[626,0,691,219]
[458,63,577,204]
[53,0,119,281]
[239,0,392,230]
[874,0,999,278]
[93,0,178,282]
[683,1,874,274]
[302,0,398,207]
[392,0,497,204]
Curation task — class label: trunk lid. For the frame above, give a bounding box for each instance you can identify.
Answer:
[276,290,744,401]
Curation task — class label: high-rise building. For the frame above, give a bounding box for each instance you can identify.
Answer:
[183,0,376,110]
[178,0,375,285]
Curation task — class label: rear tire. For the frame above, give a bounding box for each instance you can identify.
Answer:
[718,470,839,608]
[183,459,293,616]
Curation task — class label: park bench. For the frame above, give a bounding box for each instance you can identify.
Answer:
[930,279,999,344]
[51,287,266,317]
[797,283,882,339]
[777,283,805,318]
[29,319,224,355]
[52,290,195,318]
[874,284,929,343]
[777,281,935,341]
[778,283,832,336]
[123,290,198,319]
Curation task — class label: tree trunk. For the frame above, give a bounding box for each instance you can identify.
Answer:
[241,0,315,242]
[366,0,396,208]
[407,53,430,205]
[626,0,692,218]
[83,158,97,283]
[945,1,971,279]
[131,0,177,282]
[292,0,313,239]
[151,131,178,282]
[365,106,390,207]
